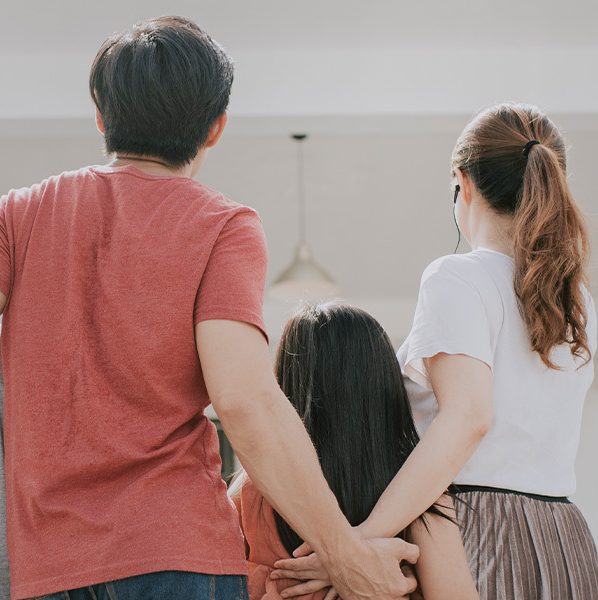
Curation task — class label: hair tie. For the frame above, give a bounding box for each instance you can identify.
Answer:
[523,139,541,157]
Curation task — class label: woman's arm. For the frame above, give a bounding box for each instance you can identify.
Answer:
[360,352,493,538]
[407,496,479,600]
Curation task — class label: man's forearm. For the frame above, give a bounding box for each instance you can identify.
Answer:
[216,385,356,563]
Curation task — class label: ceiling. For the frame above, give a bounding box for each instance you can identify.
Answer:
[2,2,597,118]
[3,0,598,54]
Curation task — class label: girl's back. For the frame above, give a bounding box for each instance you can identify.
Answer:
[231,479,326,600]
[231,303,478,600]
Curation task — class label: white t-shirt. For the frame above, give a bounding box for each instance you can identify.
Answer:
[398,248,597,497]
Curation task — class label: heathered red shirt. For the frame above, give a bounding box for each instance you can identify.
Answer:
[0,164,268,599]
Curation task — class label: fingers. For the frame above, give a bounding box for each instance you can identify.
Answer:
[293,542,313,557]
[324,588,339,600]
[397,539,420,565]
[279,579,330,598]
[272,569,307,580]
[402,570,418,595]
[273,554,324,580]
[400,563,416,577]
[374,537,420,565]
[274,554,317,571]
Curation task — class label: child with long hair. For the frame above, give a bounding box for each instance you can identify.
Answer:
[230,303,478,600]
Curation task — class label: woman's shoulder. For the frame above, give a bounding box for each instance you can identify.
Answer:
[422,251,491,281]
[420,252,501,302]
[413,252,505,336]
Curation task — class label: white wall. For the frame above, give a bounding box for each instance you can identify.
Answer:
[3,46,598,119]
[575,389,598,537]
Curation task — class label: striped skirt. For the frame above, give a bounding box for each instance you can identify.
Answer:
[454,487,598,600]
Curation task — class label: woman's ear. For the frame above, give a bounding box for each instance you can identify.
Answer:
[455,168,474,206]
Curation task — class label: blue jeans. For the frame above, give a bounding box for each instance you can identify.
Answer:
[30,571,248,600]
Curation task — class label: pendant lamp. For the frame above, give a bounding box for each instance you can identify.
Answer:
[268,134,340,302]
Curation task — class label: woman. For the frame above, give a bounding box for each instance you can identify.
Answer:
[274,104,598,599]
[231,303,478,600]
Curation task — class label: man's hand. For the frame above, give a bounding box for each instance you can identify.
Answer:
[275,536,419,599]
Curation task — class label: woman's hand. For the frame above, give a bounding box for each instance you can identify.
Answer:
[272,521,377,594]
[273,536,419,599]
[272,544,330,596]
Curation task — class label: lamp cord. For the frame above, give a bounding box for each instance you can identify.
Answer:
[297,139,307,244]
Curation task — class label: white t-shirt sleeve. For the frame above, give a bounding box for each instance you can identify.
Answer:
[583,288,598,357]
[400,256,500,390]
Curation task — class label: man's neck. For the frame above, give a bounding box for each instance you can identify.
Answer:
[110,155,196,178]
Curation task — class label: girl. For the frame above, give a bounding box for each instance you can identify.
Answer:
[276,104,598,600]
[230,303,478,600]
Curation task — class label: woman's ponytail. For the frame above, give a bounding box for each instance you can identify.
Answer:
[452,104,591,368]
[514,143,590,368]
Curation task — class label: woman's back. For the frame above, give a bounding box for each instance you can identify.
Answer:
[400,247,597,496]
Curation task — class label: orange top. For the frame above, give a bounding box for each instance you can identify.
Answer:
[232,480,326,600]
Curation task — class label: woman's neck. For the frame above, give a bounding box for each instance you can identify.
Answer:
[467,202,514,257]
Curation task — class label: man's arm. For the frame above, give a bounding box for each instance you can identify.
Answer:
[196,319,419,600]
[0,293,6,315]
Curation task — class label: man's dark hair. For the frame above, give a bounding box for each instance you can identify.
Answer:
[90,16,234,167]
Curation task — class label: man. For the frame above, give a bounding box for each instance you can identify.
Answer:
[0,16,418,599]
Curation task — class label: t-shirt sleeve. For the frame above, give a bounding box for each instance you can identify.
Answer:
[0,197,11,298]
[401,258,497,390]
[583,288,597,357]
[194,209,268,340]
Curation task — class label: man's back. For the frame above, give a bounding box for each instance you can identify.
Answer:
[0,164,267,599]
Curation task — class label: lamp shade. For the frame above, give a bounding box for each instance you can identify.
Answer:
[269,133,340,303]
[268,242,340,302]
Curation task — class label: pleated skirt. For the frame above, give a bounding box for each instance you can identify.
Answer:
[454,488,598,600]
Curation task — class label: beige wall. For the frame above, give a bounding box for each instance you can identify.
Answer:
[3,114,597,296]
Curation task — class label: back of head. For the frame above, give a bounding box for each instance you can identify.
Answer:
[90,16,233,167]
[273,303,420,554]
[452,103,590,369]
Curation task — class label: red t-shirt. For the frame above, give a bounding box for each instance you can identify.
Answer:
[0,164,268,599]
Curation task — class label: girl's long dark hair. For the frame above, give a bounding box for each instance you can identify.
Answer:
[273,303,449,555]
